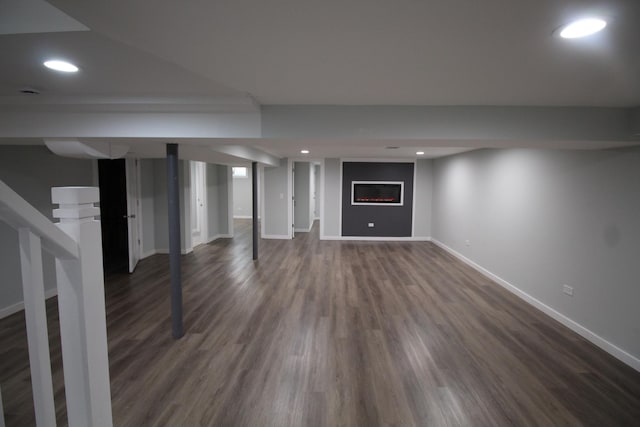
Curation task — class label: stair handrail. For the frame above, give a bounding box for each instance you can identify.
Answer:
[0,180,79,260]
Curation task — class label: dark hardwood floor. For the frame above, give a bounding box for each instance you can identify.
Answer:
[2,219,639,426]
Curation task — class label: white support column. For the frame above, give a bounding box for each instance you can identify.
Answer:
[52,187,113,427]
[18,228,56,427]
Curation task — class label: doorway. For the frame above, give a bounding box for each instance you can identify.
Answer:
[98,159,129,275]
[232,164,259,237]
[293,161,314,234]
[190,161,207,247]
[98,158,142,276]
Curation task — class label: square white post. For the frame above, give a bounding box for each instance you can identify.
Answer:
[18,228,56,427]
[52,187,113,427]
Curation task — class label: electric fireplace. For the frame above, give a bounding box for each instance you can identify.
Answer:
[351,181,404,206]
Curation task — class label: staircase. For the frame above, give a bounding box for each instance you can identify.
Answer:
[0,180,112,427]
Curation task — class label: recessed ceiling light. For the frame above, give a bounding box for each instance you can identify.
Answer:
[559,18,607,39]
[416,151,425,155]
[300,149,309,154]
[43,60,79,72]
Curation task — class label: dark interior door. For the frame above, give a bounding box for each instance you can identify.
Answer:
[98,159,129,275]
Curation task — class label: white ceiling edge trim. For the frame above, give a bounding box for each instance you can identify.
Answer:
[0,0,89,35]
[0,95,260,113]
[261,105,640,143]
[45,139,129,159]
[212,145,280,167]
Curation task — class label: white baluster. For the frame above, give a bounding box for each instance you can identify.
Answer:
[18,228,56,427]
[52,187,113,427]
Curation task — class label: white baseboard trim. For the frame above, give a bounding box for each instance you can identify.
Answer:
[261,234,291,240]
[206,234,232,243]
[0,288,58,319]
[430,238,640,372]
[233,215,252,219]
[155,248,193,255]
[141,249,157,259]
[320,235,431,242]
[294,224,314,233]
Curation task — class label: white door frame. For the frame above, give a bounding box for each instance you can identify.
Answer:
[125,158,142,273]
[190,161,207,247]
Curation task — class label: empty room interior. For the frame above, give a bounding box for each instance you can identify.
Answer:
[0,0,639,426]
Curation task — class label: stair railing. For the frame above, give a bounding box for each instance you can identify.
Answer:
[0,180,112,427]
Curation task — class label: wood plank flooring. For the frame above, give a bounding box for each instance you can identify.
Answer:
[1,219,639,426]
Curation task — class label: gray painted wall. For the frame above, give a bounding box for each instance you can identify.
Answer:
[207,164,232,239]
[432,148,640,360]
[261,106,636,145]
[232,166,252,217]
[263,158,290,237]
[322,159,341,237]
[150,159,191,253]
[414,159,433,238]
[140,160,230,256]
[0,146,94,313]
[294,162,311,231]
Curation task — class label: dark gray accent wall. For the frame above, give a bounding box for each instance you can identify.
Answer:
[342,162,414,237]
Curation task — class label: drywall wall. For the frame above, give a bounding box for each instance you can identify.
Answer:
[341,162,414,237]
[151,159,191,253]
[206,164,232,239]
[0,145,94,316]
[432,147,640,365]
[294,162,311,232]
[261,106,635,146]
[314,164,320,219]
[232,166,252,218]
[141,160,230,256]
[140,159,156,257]
[322,159,341,237]
[413,159,433,238]
[262,158,290,237]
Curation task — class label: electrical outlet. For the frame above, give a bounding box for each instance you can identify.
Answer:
[562,284,574,296]
[465,240,471,247]
[368,222,375,228]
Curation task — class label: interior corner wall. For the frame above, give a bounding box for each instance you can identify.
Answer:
[206,164,232,240]
[414,159,433,238]
[0,145,94,316]
[263,158,290,237]
[151,158,191,254]
[182,161,192,252]
[322,158,341,237]
[431,147,640,365]
[232,166,252,218]
[294,162,311,231]
[219,165,232,235]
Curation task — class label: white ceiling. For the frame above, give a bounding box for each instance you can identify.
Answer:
[46,0,640,106]
[0,0,638,161]
[0,31,240,97]
[0,0,87,35]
